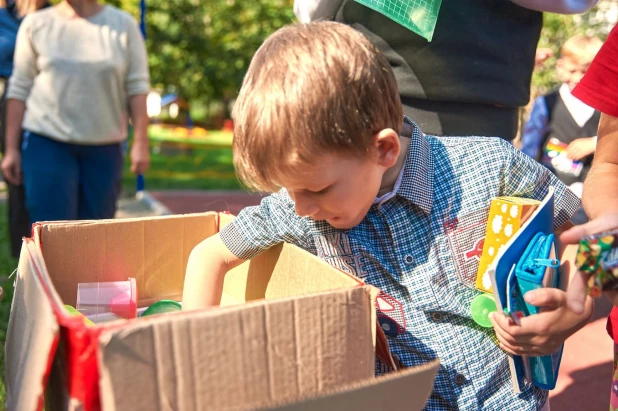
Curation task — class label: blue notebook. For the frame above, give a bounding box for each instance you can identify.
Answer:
[488,187,563,393]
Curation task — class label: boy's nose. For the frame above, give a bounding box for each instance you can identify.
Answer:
[294,195,320,218]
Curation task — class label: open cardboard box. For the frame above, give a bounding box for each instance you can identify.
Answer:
[6,212,438,411]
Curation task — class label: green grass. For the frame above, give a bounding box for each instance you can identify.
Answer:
[122,145,243,193]
[0,202,18,411]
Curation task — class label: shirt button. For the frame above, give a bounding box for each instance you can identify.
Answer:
[454,374,466,386]
[431,312,444,322]
[403,255,414,265]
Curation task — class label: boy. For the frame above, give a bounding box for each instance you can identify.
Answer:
[183,22,592,410]
[521,35,603,214]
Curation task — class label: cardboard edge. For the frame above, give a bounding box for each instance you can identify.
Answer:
[36,211,219,229]
[261,359,440,411]
[5,239,62,411]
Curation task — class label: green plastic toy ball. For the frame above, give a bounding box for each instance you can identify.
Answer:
[470,293,497,328]
[141,300,182,317]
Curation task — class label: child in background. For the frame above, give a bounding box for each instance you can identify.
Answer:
[521,35,603,223]
[183,22,592,410]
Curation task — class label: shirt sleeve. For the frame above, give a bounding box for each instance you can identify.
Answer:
[219,190,314,260]
[125,16,150,96]
[572,25,618,117]
[499,139,581,229]
[520,96,549,159]
[6,15,37,102]
[293,0,343,22]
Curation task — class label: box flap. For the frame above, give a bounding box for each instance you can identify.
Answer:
[222,243,362,304]
[37,213,218,306]
[5,240,60,411]
[98,286,376,411]
[266,359,439,411]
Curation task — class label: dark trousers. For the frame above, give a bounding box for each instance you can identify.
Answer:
[0,79,30,258]
[21,132,123,224]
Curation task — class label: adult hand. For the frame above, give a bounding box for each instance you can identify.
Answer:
[566,136,597,161]
[130,141,150,175]
[489,287,593,356]
[560,214,618,307]
[1,149,22,186]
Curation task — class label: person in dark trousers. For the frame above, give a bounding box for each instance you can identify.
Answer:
[521,35,603,224]
[294,0,600,140]
[0,0,48,257]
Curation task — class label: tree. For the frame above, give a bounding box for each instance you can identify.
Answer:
[113,0,294,108]
[532,0,617,96]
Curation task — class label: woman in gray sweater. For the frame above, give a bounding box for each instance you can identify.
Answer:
[0,0,150,224]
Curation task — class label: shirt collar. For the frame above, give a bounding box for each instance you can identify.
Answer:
[396,116,434,214]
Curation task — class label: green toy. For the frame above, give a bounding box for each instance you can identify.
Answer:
[470,293,497,328]
[64,304,95,326]
[140,300,182,317]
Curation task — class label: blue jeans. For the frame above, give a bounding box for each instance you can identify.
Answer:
[21,131,123,225]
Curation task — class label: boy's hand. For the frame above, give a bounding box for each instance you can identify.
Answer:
[566,137,597,161]
[489,287,593,356]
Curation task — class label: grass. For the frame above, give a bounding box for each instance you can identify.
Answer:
[0,202,18,411]
[121,145,243,193]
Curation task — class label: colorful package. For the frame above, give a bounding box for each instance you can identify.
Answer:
[575,228,618,297]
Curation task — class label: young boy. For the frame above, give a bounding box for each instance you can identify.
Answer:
[521,35,603,221]
[183,22,592,410]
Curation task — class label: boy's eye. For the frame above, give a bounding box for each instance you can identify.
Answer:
[311,185,331,195]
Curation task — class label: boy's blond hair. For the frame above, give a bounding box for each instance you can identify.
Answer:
[560,34,603,65]
[232,22,403,192]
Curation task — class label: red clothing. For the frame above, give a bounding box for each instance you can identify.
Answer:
[573,25,618,117]
[608,307,618,343]
[573,26,618,343]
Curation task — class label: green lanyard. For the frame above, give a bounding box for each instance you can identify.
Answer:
[355,0,442,41]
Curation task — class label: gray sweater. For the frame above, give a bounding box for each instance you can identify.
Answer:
[7,5,150,144]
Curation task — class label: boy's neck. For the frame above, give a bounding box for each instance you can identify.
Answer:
[377,135,410,197]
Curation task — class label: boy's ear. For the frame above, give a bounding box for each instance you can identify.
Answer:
[373,128,400,168]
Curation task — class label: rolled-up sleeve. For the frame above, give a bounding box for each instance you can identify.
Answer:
[219,190,313,260]
[125,18,150,96]
[6,16,37,102]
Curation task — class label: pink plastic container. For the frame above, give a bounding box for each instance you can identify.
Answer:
[76,278,137,320]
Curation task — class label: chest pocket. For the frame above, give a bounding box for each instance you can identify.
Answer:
[444,207,489,289]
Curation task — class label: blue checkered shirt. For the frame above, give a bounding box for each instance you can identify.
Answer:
[220,119,580,410]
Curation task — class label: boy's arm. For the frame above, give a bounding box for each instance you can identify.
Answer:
[182,234,246,310]
[489,144,590,355]
[489,221,593,357]
[182,191,312,310]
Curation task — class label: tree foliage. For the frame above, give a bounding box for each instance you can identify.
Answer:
[110,0,294,106]
[532,1,616,96]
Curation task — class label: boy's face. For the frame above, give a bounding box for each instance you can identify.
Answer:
[557,56,591,91]
[278,130,400,229]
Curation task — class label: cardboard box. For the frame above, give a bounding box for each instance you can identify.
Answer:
[6,213,438,411]
[476,197,540,293]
